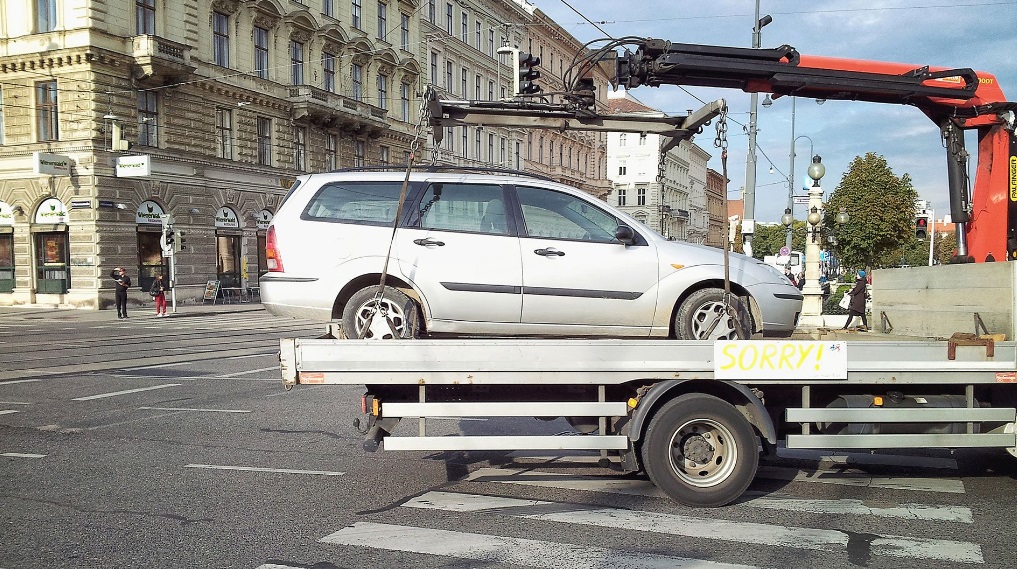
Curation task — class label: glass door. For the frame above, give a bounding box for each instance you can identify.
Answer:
[216,234,241,288]
[0,234,13,293]
[35,231,69,294]
[137,231,167,292]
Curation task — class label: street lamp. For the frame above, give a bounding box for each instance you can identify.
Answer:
[800,154,827,326]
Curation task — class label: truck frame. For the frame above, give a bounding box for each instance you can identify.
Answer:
[276,39,1017,507]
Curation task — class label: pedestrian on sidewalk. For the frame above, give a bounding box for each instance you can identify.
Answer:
[113,267,131,319]
[149,273,168,317]
[842,270,869,331]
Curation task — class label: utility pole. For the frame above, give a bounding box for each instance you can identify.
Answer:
[743,2,771,258]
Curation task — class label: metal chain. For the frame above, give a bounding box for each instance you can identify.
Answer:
[656,135,668,238]
[714,105,748,339]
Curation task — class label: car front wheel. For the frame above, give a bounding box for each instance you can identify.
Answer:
[341,286,419,339]
[674,287,750,340]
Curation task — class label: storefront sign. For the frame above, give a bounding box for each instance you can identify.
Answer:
[34,198,69,224]
[214,207,239,229]
[116,155,151,177]
[135,200,165,225]
[256,209,273,230]
[0,202,14,226]
[33,152,71,176]
[70,199,92,210]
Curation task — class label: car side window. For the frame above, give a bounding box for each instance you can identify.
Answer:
[416,183,510,235]
[516,185,619,243]
[303,181,406,224]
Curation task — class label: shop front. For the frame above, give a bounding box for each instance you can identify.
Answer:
[215,206,242,289]
[0,202,14,293]
[32,198,70,295]
[136,200,168,292]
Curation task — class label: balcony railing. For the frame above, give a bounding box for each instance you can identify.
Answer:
[288,85,389,136]
[131,35,194,81]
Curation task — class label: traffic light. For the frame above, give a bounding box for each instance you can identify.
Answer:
[174,230,187,253]
[164,228,175,249]
[915,214,929,239]
[514,52,542,96]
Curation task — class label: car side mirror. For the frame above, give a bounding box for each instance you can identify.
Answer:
[615,224,635,245]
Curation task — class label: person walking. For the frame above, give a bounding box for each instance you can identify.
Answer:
[842,269,869,331]
[150,273,168,317]
[114,267,131,319]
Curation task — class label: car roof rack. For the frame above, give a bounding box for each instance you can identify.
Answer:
[327,165,555,182]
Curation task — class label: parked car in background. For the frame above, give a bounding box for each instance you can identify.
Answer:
[261,167,803,340]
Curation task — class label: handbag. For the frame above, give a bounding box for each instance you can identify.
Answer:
[838,293,852,310]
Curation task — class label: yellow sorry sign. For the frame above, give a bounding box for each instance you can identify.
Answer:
[714,341,848,380]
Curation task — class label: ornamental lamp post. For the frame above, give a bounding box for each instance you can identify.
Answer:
[800,155,827,326]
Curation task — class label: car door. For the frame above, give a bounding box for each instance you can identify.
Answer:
[515,184,661,333]
[395,181,522,326]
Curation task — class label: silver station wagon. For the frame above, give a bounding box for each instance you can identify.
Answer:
[260,167,803,340]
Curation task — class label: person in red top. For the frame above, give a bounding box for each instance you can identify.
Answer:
[150,273,167,317]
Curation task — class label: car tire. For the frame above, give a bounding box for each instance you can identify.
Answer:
[674,287,750,340]
[341,286,419,339]
[641,393,759,507]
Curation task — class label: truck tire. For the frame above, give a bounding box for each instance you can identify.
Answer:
[341,286,418,339]
[641,393,759,507]
[675,288,750,340]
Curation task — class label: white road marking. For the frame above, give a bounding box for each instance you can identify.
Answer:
[185,464,344,476]
[2,453,46,458]
[467,467,973,523]
[72,384,181,401]
[216,366,280,377]
[0,410,18,415]
[775,447,958,469]
[0,379,41,385]
[226,354,276,360]
[0,401,31,405]
[321,521,759,569]
[405,491,983,564]
[139,406,251,413]
[757,465,966,493]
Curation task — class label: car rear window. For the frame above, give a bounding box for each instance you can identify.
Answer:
[303,181,408,224]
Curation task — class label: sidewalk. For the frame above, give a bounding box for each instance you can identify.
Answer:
[0,300,266,322]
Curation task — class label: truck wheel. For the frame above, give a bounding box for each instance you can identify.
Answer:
[675,288,750,340]
[342,286,418,339]
[641,393,759,507]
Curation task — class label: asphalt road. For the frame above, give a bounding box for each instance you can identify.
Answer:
[2,305,1016,569]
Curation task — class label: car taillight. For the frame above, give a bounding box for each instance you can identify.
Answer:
[266,225,284,272]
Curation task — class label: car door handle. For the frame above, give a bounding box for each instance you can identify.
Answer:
[534,248,565,257]
[413,238,445,247]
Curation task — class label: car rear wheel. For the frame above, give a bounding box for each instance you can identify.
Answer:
[674,287,750,340]
[341,286,419,339]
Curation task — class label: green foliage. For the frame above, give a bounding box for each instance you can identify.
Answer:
[747,222,808,259]
[824,153,919,269]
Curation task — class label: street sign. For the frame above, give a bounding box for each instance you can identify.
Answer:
[779,246,790,256]
[793,195,810,205]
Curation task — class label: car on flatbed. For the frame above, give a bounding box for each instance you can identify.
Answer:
[260,167,803,340]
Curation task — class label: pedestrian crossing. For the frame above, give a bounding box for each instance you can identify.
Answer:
[255,450,988,568]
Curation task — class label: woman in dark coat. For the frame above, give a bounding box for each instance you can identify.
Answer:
[842,270,869,331]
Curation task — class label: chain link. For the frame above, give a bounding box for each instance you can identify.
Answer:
[714,106,728,152]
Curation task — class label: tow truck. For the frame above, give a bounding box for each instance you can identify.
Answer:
[277,39,1017,507]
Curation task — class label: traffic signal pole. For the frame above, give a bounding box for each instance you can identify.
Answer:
[160,214,177,313]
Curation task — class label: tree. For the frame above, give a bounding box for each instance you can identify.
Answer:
[824,153,918,270]
[747,222,808,260]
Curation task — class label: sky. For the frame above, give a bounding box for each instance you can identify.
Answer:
[527,0,1017,224]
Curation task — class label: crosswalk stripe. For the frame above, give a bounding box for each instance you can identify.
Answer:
[466,468,973,523]
[757,465,966,493]
[321,521,759,569]
[2,452,46,458]
[185,464,344,476]
[72,383,181,401]
[405,491,983,564]
[0,410,18,415]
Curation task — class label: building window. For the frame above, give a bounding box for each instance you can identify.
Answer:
[400,13,410,50]
[290,41,304,85]
[36,0,56,33]
[617,188,627,206]
[35,81,58,142]
[487,80,493,101]
[515,141,521,170]
[430,52,438,85]
[639,133,647,146]
[445,2,453,35]
[500,137,506,166]
[637,186,646,206]
[460,67,467,98]
[400,83,410,121]
[444,61,452,91]
[549,141,554,165]
[138,91,158,147]
[488,29,494,56]
[325,133,338,170]
[0,86,5,145]
[324,0,334,18]
[215,108,233,160]
[618,161,627,176]
[257,117,272,166]
[377,2,387,39]
[474,74,481,100]
[352,0,362,29]
[473,129,480,160]
[475,21,481,50]
[427,0,435,23]
[380,145,389,165]
[488,133,494,165]
[213,12,229,67]
[461,12,468,42]
[254,27,269,79]
[619,133,626,146]
[354,140,365,167]
[323,53,336,92]
[352,64,363,101]
[461,127,468,157]
[136,0,155,35]
[293,127,306,171]
[377,74,388,110]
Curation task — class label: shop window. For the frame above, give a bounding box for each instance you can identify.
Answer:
[216,234,242,288]
[0,234,13,292]
[137,231,166,293]
[35,232,68,294]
